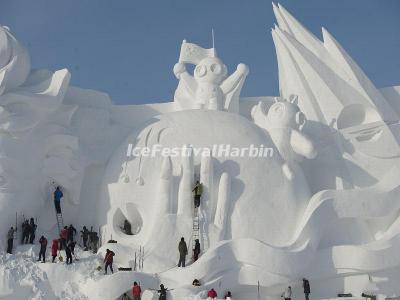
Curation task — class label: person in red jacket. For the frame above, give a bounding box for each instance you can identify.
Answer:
[104,249,115,275]
[60,226,69,250]
[207,288,217,299]
[51,239,59,263]
[132,281,142,300]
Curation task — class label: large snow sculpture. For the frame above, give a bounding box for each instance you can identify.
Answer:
[173,40,249,112]
[2,3,400,300]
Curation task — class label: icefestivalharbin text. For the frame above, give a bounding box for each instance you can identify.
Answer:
[126,143,274,158]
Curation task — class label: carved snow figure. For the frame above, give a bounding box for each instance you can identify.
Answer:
[252,95,317,180]
[173,40,249,112]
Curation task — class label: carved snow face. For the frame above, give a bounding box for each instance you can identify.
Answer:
[267,100,305,129]
[194,57,227,84]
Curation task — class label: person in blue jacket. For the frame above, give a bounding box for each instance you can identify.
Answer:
[54,186,63,214]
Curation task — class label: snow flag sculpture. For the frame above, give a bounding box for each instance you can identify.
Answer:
[0,3,400,300]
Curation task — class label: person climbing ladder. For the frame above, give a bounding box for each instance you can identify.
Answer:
[54,186,63,214]
[192,180,203,208]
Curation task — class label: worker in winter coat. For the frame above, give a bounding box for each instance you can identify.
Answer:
[21,220,30,244]
[157,284,168,300]
[7,227,15,254]
[104,249,115,274]
[224,291,233,299]
[282,286,292,300]
[80,226,89,250]
[37,236,48,262]
[207,288,217,299]
[193,239,201,262]
[29,218,37,244]
[192,181,203,208]
[178,237,188,267]
[132,281,142,300]
[65,242,73,264]
[60,226,69,250]
[121,293,130,300]
[51,239,59,262]
[67,224,77,243]
[54,186,63,214]
[303,278,310,300]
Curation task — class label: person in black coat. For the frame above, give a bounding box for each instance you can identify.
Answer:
[67,224,77,243]
[158,284,168,300]
[303,278,311,300]
[65,243,73,264]
[193,239,201,262]
[29,218,37,244]
[80,226,89,249]
[21,220,30,244]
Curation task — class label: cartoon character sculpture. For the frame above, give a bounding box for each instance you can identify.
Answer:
[173,40,249,113]
[252,95,317,180]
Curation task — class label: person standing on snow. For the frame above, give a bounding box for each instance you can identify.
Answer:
[178,237,188,267]
[60,226,69,250]
[29,218,37,244]
[303,278,311,300]
[207,288,218,299]
[157,284,168,300]
[282,286,292,300]
[192,180,203,208]
[7,227,15,254]
[54,186,63,214]
[65,241,73,264]
[51,239,59,263]
[104,249,115,274]
[193,239,201,262]
[37,235,48,262]
[121,293,131,300]
[80,226,89,250]
[132,281,142,300]
[67,224,77,243]
[21,220,30,244]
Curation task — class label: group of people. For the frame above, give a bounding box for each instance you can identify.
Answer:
[281,278,311,300]
[121,283,169,300]
[21,217,37,244]
[6,217,37,254]
[177,236,201,268]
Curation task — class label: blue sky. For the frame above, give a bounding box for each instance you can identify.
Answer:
[1,0,399,105]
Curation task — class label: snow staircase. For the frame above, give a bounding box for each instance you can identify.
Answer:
[55,212,64,234]
[192,206,200,250]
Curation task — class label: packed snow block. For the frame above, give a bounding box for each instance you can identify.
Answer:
[177,146,194,216]
[214,172,231,233]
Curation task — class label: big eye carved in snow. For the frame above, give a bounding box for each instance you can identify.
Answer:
[195,65,207,77]
[210,63,222,74]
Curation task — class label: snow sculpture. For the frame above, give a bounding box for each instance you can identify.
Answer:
[2,3,400,300]
[252,95,317,180]
[173,40,249,112]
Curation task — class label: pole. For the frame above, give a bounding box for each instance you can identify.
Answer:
[134,252,137,271]
[142,246,144,270]
[257,280,260,300]
[212,28,215,49]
